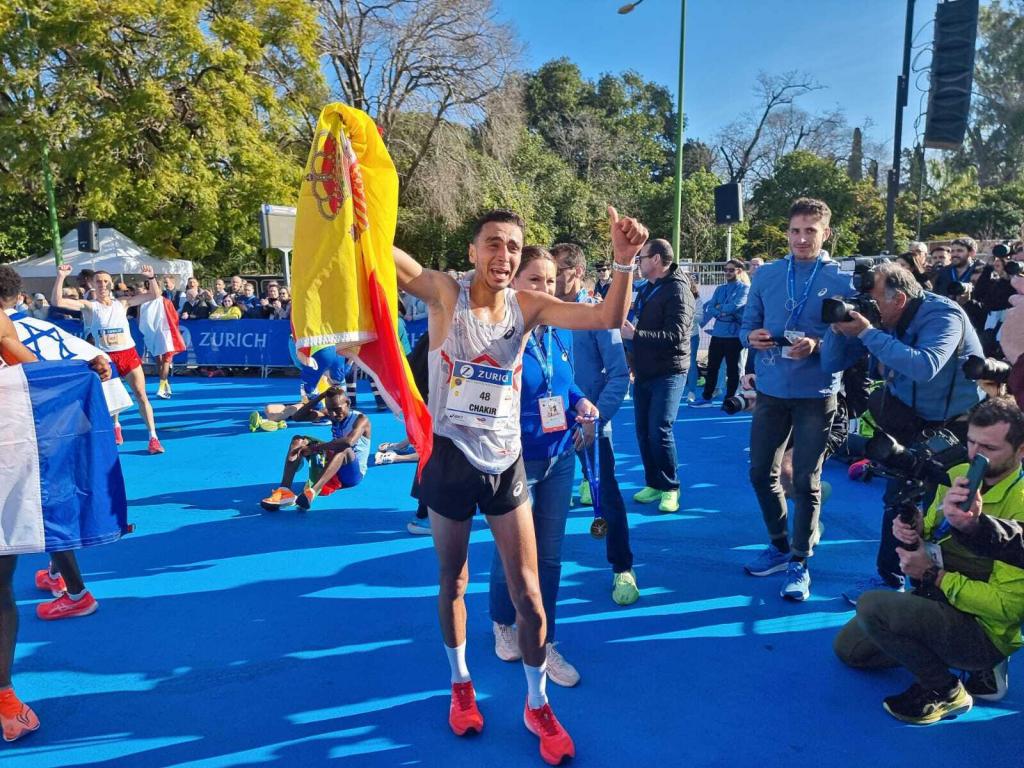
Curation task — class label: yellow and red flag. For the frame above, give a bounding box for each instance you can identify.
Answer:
[292,103,432,465]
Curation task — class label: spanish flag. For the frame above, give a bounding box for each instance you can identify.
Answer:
[292,103,432,465]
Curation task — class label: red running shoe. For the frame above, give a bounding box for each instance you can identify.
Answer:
[148,437,165,454]
[524,700,575,766]
[448,681,484,736]
[34,569,67,596]
[113,423,124,445]
[0,690,40,742]
[36,591,99,621]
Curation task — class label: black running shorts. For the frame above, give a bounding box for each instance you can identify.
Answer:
[418,434,528,521]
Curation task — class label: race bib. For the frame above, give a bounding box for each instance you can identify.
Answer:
[98,326,126,349]
[446,359,515,431]
[538,395,567,434]
[781,330,805,360]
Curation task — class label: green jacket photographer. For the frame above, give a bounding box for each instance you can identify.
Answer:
[922,463,1024,658]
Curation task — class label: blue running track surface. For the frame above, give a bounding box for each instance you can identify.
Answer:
[5,377,1022,767]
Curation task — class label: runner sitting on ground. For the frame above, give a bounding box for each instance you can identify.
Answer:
[260,387,371,512]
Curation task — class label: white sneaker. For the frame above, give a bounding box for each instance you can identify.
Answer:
[493,621,521,661]
[545,642,580,687]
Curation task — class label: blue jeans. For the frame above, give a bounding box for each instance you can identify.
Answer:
[683,334,701,395]
[578,427,634,573]
[633,373,686,491]
[748,392,836,557]
[490,450,574,643]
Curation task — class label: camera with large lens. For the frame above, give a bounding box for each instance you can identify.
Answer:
[944,280,969,299]
[963,355,1013,383]
[866,428,967,549]
[722,390,757,415]
[865,429,966,487]
[821,255,887,325]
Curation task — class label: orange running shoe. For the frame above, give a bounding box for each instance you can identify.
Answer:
[524,700,575,766]
[36,591,98,621]
[148,437,165,454]
[113,423,124,445]
[34,569,66,596]
[261,487,297,512]
[448,681,484,736]
[295,487,317,512]
[0,690,40,743]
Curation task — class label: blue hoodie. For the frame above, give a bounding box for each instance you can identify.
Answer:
[570,291,629,438]
[740,254,854,399]
[705,280,749,338]
[520,326,586,461]
[820,291,983,422]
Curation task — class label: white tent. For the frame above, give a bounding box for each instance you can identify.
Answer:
[10,228,193,293]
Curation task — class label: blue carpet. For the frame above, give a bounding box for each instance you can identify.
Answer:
[5,377,1022,767]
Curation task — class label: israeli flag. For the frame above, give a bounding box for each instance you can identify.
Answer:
[0,360,128,555]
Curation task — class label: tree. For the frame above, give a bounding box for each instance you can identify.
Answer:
[0,1,325,272]
[955,0,1024,185]
[318,0,519,192]
[848,128,863,181]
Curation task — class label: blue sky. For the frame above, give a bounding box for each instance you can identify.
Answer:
[498,0,971,154]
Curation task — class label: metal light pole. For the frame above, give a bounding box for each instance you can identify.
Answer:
[884,0,916,254]
[620,0,686,262]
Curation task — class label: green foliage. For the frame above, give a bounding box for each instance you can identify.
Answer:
[0,0,325,274]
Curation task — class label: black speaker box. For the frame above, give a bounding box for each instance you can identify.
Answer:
[714,183,743,225]
[923,0,979,150]
[77,221,99,253]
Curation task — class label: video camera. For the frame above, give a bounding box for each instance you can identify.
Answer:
[820,255,889,325]
[992,241,1024,262]
[963,355,1013,384]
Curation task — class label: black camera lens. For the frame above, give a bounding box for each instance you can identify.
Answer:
[963,355,1013,383]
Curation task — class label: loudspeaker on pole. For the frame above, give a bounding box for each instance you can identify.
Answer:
[714,183,743,225]
[923,0,979,150]
[77,221,99,253]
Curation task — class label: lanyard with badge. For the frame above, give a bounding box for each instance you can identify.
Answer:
[781,254,824,359]
[529,327,570,433]
[633,282,663,319]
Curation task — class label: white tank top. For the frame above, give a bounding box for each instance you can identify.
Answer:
[428,285,526,474]
[83,300,134,352]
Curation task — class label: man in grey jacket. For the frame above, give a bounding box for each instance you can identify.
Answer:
[553,242,639,605]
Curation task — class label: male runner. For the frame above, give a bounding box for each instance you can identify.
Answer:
[393,206,647,765]
[52,264,165,453]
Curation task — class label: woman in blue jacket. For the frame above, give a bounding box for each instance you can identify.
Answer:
[489,246,598,688]
[693,259,749,407]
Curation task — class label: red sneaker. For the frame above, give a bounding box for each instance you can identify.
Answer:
[113,423,124,445]
[448,681,484,736]
[148,437,165,454]
[34,569,66,596]
[0,690,40,742]
[524,700,575,766]
[36,591,99,621]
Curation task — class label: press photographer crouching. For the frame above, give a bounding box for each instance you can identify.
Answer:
[833,397,1024,724]
[821,262,983,602]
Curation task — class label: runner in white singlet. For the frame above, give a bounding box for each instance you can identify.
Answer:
[394,206,648,765]
[52,264,165,454]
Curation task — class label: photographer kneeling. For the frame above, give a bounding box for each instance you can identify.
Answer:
[833,397,1024,723]
[821,262,983,602]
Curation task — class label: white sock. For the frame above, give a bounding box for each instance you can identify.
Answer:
[149,429,158,439]
[67,590,86,602]
[523,660,548,709]
[445,641,471,684]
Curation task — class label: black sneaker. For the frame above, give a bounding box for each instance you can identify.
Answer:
[882,680,973,725]
[964,659,1009,702]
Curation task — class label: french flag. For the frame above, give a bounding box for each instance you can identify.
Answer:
[0,360,129,555]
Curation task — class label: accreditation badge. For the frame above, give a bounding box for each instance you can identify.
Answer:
[538,395,567,434]
[782,330,805,360]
